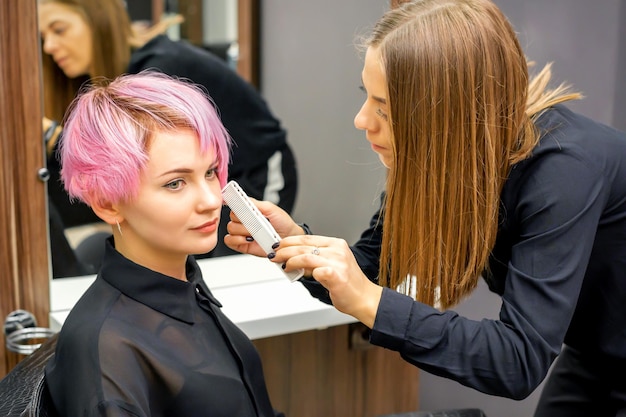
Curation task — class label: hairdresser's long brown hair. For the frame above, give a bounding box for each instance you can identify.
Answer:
[369,0,581,308]
[39,0,182,122]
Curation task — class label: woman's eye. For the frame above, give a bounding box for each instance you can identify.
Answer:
[206,168,217,179]
[52,26,67,36]
[164,179,184,190]
[376,108,389,121]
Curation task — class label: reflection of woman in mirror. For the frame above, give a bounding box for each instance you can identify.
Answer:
[46,71,285,417]
[38,0,298,277]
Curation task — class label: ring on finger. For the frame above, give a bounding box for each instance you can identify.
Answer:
[312,246,320,255]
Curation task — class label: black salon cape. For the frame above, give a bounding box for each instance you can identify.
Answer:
[302,104,626,399]
[46,238,282,417]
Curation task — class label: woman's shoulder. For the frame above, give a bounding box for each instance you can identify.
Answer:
[535,105,626,147]
[128,35,232,78]
[525,105,626,171]
[504,105,626,209]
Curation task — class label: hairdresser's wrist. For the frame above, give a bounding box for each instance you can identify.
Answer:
[297,222,313,236]
[355,283,384,329]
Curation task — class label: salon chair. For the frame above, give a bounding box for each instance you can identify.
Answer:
[0,333,59,417]
[378,409,487,417]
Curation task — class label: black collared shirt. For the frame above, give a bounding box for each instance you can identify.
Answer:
[302,105,626,400]
[369,105,626,399]
[46,238,279,417]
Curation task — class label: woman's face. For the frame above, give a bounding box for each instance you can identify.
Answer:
[114,129,223,278]
[354,46,393,169]
[39,3,93,78]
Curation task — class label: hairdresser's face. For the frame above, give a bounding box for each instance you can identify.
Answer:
[355,46,393,169]
[39,3,93,78]
[115,129,222,276]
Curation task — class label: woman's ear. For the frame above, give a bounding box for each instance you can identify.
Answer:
[90,199,122,227]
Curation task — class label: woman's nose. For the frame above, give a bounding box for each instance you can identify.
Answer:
[197,182,222,211]
[42,36,57,55]
[354,103,371,131]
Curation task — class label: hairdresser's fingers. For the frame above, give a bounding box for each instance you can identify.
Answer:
[223,220,283,258]
[223,229,267,258]
[276,238,382,325]
[273,236,353,276]
[224,215,264,255]
[275,234,338,251]
[225,215,250,236]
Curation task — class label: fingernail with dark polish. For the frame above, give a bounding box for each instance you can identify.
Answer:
[281,263,286,270]
[246,236,254,242]
[267,252,276,259]
[271,242,280,249]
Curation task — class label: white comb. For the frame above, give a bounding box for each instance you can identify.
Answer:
[222,181,304,282]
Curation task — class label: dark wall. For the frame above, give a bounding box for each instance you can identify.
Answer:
[126,0,152,21]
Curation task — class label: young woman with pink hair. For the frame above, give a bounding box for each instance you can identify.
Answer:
[46,71,284,417]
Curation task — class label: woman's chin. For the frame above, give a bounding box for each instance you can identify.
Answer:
[378,154,393,169]
[191,238,218,256]
[60,66,89,79]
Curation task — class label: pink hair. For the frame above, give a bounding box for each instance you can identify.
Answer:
[59,71,231,207]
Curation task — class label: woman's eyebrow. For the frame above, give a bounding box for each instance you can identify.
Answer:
[157,168,193,178]
[372,95,387,105]
[156,159,219,178]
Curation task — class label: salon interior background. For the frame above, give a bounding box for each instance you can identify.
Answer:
[259,1,626,417]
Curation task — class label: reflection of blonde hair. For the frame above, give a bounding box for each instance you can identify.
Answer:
[40,0,182,122]
[368,0,581,308]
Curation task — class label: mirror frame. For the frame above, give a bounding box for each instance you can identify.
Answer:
[151,0,259,88]
[0,0,50,376]
[236,0,260,88]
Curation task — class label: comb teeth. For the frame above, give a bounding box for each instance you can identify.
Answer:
[222,181,280,253]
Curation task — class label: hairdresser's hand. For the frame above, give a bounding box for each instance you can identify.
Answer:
[223,199,305,257]
[42,116,54,132]
[270,235,383,328]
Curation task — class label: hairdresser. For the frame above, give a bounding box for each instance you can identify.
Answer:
[225,1,626,416]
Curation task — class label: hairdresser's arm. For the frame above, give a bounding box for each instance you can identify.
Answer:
[369,153,606,399]
[225,191,384,305]
[264,193,386,327]
[268,150,605,398]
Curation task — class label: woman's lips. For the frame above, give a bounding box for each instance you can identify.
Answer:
[371,143,386,152]
[192,219,218,233]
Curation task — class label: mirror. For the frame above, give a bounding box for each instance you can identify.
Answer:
[43,0,259,279]
[128,0,242,74]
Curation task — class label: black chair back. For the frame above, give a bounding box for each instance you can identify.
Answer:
[378,410,487,417]
[0,334,59,417]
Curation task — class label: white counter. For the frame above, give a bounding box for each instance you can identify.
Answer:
[50,254,356,340]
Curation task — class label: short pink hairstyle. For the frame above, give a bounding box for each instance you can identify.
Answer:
[59,71,231,207]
